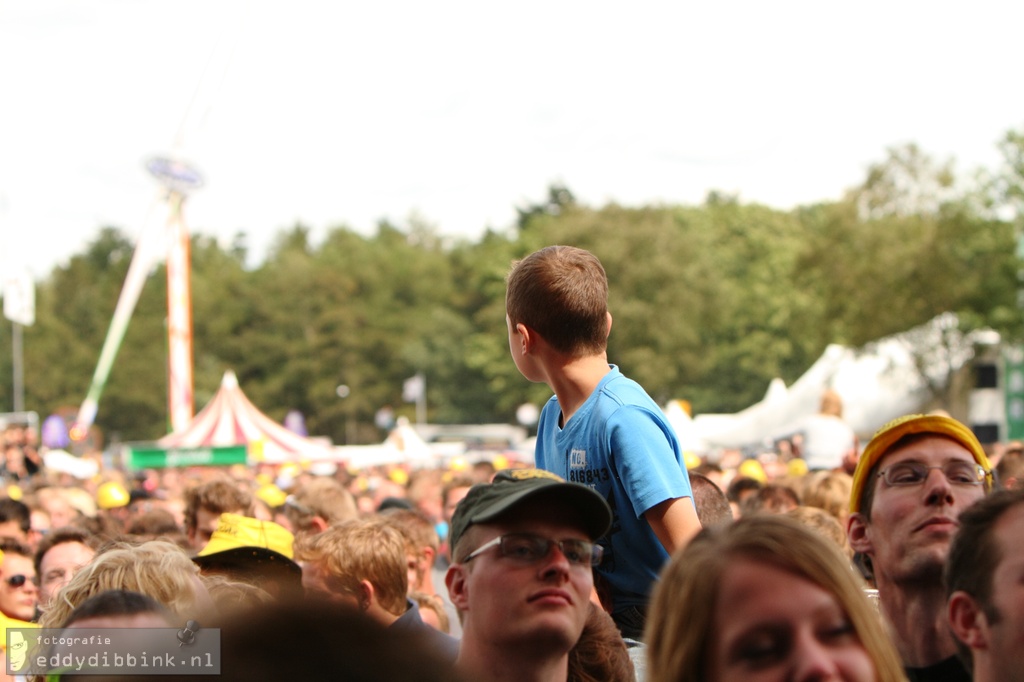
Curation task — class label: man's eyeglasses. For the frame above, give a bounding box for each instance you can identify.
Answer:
[877,461,989,488]
[4,574,38,589]
[461,533,603,567]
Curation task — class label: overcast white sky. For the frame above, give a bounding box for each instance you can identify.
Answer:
[2,0,1023,281]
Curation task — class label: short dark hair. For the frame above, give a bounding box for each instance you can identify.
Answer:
[726,476,763,504]
[183,479,252,532]
[34,526,97,576]
[944,489,1024,668]
[506,245,609,357]
[0,537,32,559]
[945,488,1024,610]
[0,498,31,534]
[689,473,732,528]
[740,484,801,517]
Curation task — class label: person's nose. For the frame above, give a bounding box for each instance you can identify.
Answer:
[538,543,572,582]
[792,633,842,682]
[923,467,955,507]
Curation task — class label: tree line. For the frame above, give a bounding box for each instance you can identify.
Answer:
[2,132,1023,446]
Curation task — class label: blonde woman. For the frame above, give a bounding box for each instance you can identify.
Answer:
[645,516,905,682]
[39,540,214,628]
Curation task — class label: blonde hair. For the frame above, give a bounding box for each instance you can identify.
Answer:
[410,591,449,634]
[801,470,854,524]
[785,505,853,559]
[645,516,904,682]
[296,518,407,617]
[39,540,205,628]
[285,478,358,534]
[820,389,844,417]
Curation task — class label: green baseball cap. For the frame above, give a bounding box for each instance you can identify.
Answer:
[448,468,612,558]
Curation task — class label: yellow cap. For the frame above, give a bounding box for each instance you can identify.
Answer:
[5,485,22,502]
[388,468,409,486]
[738,458,767,483]
[255,483,288,509]
[683,451,702,470]
[787,458,809,478]
[96,481,130,509]
[849,414,993,513]
[196,513,295,560]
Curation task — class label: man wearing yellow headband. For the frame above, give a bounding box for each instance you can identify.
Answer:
[847,414,993,682]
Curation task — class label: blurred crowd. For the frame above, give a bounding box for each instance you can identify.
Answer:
[0,414,1020,682]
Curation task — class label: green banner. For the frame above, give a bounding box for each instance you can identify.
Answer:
[125,444,248,469]
[1005,345,1024,441]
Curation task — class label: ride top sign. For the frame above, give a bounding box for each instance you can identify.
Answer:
[125,444,247,469]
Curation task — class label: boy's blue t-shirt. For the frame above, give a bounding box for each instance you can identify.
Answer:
[533,365,693,612]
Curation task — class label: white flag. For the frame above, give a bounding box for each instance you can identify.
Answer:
[403,373,424,402]
[3,269,35,326]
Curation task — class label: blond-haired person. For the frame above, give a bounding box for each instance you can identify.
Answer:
[646,516,905,682]
[39,540,214,628]
[298,517,458,663]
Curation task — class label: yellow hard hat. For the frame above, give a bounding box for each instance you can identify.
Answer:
[96,481,130,509]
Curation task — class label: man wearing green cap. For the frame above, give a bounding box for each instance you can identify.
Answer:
[445,468,613,682]
[847,414,994,682]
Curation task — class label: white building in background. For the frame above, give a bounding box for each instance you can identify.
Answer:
[668,313,1008,453]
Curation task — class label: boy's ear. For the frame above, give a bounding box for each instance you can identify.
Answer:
[605,312,613,337]
[358,579,374,611]
[516,323,534,353]
[948,591,988,652]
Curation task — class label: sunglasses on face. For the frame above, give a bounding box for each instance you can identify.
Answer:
[5,574,38,588]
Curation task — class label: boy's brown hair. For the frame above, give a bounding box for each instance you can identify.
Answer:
[506,245,609,357]
[296,518,408,617]
[183,479,252,533]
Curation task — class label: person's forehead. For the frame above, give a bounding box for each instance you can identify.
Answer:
[882,434,975,465]
[2,554,32,573]
[41,541,94,568]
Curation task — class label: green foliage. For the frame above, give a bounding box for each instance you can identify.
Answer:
[3,132,1023,443]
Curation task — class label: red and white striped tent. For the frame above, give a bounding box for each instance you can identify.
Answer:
[157,370,335,463]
